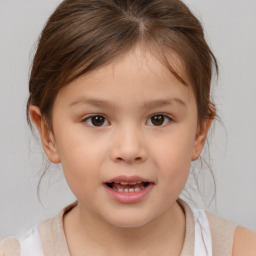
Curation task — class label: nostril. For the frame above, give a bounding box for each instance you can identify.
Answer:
[111,143,147,163]
[115,156,143,163]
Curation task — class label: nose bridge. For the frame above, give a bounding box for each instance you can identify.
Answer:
[111,122,146,163]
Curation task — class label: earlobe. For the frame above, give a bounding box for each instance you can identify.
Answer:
[29,105,61,164]
[192,105,216,161]
[192,118,214,161]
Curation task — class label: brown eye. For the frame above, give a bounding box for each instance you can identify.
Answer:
[147,114,171,126]
[84,115,109,127]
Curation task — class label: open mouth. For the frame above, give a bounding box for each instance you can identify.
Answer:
[105,181,151,193]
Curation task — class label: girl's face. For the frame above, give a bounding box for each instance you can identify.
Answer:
[32,46,209,228]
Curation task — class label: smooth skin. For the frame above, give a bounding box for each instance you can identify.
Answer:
[30,46,256,256]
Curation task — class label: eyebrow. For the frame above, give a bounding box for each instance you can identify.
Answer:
[143,98,186,109]
[69,97,186,109]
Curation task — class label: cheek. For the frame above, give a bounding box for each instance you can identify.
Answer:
[149,127,196,189]
[54,128,109,193]
[151,127,196,166]
[55,122,108,164]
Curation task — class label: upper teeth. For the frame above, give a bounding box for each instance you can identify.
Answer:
[117,181,142,185]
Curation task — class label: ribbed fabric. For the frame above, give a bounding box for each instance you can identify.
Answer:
[0,237,20,256]
[179,200,237,256]
[178,199,195,255]
[206,211,237,256]
[39,216,70,256]
[0,200,237,255]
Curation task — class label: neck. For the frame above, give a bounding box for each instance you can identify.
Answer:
[64,200,185,256]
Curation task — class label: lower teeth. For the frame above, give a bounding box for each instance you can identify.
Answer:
[112,186,144,193]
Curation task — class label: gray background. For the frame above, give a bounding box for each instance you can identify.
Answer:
[0,0,255,237]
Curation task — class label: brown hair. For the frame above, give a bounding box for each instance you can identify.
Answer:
[27,0,217,129]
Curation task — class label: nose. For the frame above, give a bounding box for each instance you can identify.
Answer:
[110,125,147,164]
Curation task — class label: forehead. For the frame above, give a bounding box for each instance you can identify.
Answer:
[56,46,195,108]
[74,46,189,89]
[104,46,189,85]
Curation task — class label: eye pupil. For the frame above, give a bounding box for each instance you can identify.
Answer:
[92,116,105,126]
[151,115,164,126]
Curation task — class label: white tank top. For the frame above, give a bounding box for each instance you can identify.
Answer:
[19,226,44,256]
[19,208,212,256]
[190,207,212,256]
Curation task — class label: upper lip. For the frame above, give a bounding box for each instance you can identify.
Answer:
[104,175,154,184]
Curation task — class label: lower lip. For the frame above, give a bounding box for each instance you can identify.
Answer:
[103,183,154,204]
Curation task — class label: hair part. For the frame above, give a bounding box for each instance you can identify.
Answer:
[27,0,218,131]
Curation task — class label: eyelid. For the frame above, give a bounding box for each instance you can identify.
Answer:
[146,113,173,126]
[82,114,110,127]
[80,113,173,127]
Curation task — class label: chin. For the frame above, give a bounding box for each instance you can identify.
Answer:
[104,211,155,229]
[110,219,151,229]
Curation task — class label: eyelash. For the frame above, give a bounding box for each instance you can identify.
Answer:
[82,114,110,127]
[82,114,173,127]
[146,114,172,127]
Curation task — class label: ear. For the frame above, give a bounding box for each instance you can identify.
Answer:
[29,105,61,164]
[192,105,216,161]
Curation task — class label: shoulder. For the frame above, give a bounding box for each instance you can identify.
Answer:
[206,211,256,256]
[0,237,20,256]
[205,210,237,237]
[232,226,256,256]
[205,211,236,256]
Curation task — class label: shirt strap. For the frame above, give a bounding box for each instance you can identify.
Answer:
[19,226,44,256]
[190,207,213,256]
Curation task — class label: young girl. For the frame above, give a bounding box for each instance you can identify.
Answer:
[1,0,255,255]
